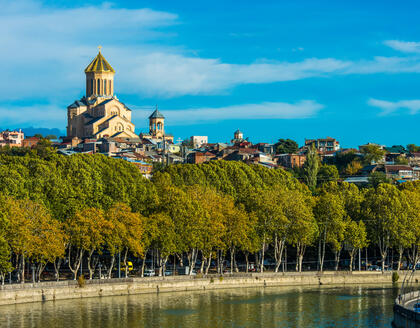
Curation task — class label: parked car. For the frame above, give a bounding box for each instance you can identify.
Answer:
[164,270,173,276]
[144,269,155,277]
[368,265,381,271]
[414,303,420,313]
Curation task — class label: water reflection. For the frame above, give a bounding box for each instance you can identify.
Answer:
[0,284,398,328]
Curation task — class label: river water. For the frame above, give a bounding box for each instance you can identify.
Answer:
[0,284,397,328]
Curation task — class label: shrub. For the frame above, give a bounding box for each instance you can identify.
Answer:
[219,276,223,282]
[392,272,399,283]
[78,275,86,288]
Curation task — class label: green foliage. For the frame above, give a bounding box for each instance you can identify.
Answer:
[317,164,339,187]
[344,160,362,176]
[368,172,391,188]
[407,144,420,153]
[394,155,408,165]
[274,138,299,154]
[360,145,386,164]
[303,144,320,193]
[392,272,399,283]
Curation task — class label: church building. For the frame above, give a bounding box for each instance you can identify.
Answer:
[140,107,174,143]
[66,49,137,139]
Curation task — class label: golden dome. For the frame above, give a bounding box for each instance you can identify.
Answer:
[84,50,115,73]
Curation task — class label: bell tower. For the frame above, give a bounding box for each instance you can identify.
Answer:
[149,106,165,138]
[84,46,115,98]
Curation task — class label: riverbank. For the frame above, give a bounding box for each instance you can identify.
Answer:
[0,271,417,306]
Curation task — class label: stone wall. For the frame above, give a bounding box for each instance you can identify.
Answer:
[0,271,415,306]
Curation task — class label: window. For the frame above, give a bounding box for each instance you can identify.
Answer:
[110,80,112,94]
[104,80,107,94]
[97,79,101,95]
[90,79,94,95]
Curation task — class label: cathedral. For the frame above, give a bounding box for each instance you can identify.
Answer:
[66,49,138,139]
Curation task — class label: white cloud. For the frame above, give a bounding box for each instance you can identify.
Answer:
[384,40,420,53]
[0,100,323,129]
[368,98,420,115]
[3,1,420,105]
[132,100,323,125]
[0,104,66,128]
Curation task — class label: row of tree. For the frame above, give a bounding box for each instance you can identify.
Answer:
[0,152,419,284]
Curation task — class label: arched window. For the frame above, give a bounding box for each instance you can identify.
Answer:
[110,80,112,95]
[97,79,101,95]
[104,80,107,95]
[90,79,94,95]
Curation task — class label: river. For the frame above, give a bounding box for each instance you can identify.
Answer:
[0,284,397,327]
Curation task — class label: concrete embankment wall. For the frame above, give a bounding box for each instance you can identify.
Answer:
[0,271,413,306]
[393,291,420,328]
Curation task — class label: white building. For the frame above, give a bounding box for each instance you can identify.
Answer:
[191,136,208,148]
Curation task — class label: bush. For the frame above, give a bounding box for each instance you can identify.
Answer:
[219,276,223,282]
[78,275,86,288]
[210,277,214,283]
[392,272,399,283]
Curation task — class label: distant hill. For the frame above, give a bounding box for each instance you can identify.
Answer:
[0,127,65,138]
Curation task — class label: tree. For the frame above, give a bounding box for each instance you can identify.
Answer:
[344,160,362,176]
[344,220,368,271]
[148,212,177,276]
[314,192,346,271]
[363,184,407,271]
[394,155,408,165]
[274,139,299,154]
[401,188,420,268]
[247,186,288,273]
[360,145,386,164]
[317,164,339,187]
[105,203,145,278]
[303,144,320,192]
[0,236,12,285]
[407,144,420,153]
[288,200,318,272]
[368,171,391,188]
[66,208,110,280]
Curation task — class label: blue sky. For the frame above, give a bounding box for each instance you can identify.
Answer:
[1,0,420,147]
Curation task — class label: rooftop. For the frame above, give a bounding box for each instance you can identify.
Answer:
[85,51,115,73]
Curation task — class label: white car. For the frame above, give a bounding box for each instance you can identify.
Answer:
[144,269,155,277]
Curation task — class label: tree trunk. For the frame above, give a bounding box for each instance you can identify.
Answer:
[54,258,62,282]
[334,248,341,271]
[230,247,235,274]
[205,253,212,275]
[295,245,299,272]
[107,256,115,279]
[87,250,95,279]
[123,248,129,278]
[37,263,47,282]
[21,254,25,284]
[68,247,83,280]
[397,246,404,272]
[200,254,206,274]
[260,242,265,273]
[349,250,355,272]
[274,235,285,273]
[319,230,327,272]
[245,252,249,273]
